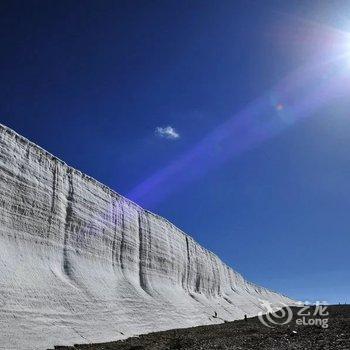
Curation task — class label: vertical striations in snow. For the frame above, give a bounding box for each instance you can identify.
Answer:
[63,169,74,279]
[138,212,151,295]
[0,124,295,350]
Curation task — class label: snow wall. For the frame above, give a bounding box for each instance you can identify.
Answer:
[0,124,295,349]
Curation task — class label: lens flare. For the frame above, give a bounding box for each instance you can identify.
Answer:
[275,103,284,111]
[127,19,350,208]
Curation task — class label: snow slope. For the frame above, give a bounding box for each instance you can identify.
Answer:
[0,124,295,350]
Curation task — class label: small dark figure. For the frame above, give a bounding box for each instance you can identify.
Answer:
[214,311,218,318]
[244,314,248,322]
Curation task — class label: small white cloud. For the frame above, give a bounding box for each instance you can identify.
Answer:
[155,126,180,140]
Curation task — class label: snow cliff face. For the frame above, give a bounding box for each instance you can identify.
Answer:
[0,124,294,350]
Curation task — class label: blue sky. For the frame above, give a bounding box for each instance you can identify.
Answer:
[1,0,349,304]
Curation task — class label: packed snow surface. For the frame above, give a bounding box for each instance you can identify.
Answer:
[0,124,295,350]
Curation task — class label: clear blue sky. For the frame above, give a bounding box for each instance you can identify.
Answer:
[1,0,349,304]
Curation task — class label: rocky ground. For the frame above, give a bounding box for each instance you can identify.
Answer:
[49,305,350,350]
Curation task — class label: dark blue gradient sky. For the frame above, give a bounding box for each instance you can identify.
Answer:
[1,0,350,303]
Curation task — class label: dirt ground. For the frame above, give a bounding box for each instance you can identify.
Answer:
[49,305,350,350]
